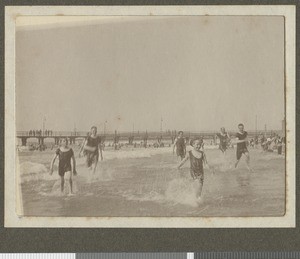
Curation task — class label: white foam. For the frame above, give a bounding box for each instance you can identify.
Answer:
[47,177,79,196]
[164,178,201,207]
[208,153,233,172]
[122,190,165,203]
[102,147,172,160]
[256,153,285,161]
[122,176,202,208]
[19,161,48,175]
[19,161,57,182]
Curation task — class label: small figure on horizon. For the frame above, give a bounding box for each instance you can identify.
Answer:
[275,135,283,155]
[249,138,255,148]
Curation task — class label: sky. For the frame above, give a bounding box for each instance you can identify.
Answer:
[16,16,285,133]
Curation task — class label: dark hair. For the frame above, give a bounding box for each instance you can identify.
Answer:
[60,137,68,145]
[238,123,244,127]
[191,138,203,146]
[91,126,97,130]
[178,131,183,135]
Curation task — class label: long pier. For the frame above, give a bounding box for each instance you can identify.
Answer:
[16,130,282,146]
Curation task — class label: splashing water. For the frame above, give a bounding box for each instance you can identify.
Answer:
[164,178,201,207]
[208,153,233,172]
[18,147,285,217]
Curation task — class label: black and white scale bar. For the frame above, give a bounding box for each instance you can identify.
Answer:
[194,252,300,259]
[76,253,189,259]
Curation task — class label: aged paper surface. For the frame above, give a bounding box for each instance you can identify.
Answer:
[5,5,295,227]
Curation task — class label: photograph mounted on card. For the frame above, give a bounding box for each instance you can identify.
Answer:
[4,5,295,227]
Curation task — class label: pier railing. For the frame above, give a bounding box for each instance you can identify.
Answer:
[16,130,282,138]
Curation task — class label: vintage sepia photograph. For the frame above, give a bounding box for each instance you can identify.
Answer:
[5,6,296,227]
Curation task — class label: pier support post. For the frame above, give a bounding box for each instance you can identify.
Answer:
[114,130,119,150]
[21,137,27,146]
[144,131,148,148]
[128,136,134,145]
[54,137,59,145]
[38,137,44,145]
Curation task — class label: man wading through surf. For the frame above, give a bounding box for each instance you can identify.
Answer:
[233,123,252,172]
[79,126,103,175]
[173,131,186,161]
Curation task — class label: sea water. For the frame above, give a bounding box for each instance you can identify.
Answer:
[17,146,285,217]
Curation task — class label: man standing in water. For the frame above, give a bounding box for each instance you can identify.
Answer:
[173,131,186,161]
[79,126,103,175]
[234,123,252,171]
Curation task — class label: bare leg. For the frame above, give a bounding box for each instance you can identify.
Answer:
[87,166,93,183]
[196,180,204,205]
[93,160,98,174]
[234,159,240,168]
[86,154,94,182]
[245,152,252,172]
[197,181,203,199]
[69,173,73,194]
[64,171,73,194]
[60,176,64,193]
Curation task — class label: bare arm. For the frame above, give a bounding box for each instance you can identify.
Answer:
[232,137,248,144]
[173,139,177,154]
[50,154,58,175]
[99,143,103,161]
[201,142,205,151]
[71,153,76,175]
[79,139,87,156]
[203,152,214,174]
[203,152,208,165]
[177,155,189,169]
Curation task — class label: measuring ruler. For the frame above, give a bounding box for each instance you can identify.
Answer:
[1,253,300,259]
[0,254,190,259]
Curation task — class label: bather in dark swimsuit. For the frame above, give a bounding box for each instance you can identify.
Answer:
[236,131,248,160]
[217,133,229,152]
[176,137,186,159]
[56,148,74,176]
[84,136,101,167]
[189,150,205,183]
